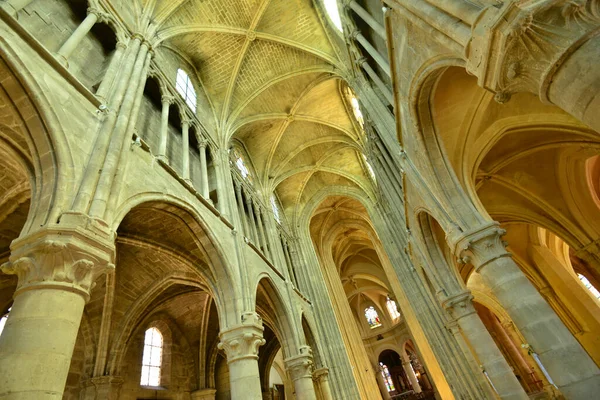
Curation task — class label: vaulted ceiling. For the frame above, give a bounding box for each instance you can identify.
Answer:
[108,0,375,225]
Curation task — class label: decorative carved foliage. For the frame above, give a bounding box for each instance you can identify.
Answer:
[217,312,266,362]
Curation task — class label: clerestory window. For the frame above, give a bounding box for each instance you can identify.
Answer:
[365,306,382,329]
[323,0,343,32]
[176,69,197,112]
[0,307,10,337]
[140,327,163,387]
[578,273,600,300]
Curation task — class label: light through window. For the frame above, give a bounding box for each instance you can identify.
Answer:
[345,87,364,127]
[365,306,382,329]
[0,307,10,336]
[323,0,343,32]
[386,297,401,320]
[141,327,163,387]
[578,273,600,300]
[380,362,395,392]
[271,195,281,223]
[362,154,376,181]
[233,149,252,182]
[176,69,197,112]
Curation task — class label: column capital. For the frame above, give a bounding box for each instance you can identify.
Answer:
[285,346,314,381]
[466,1,600,103]
[218,312,265,362]
[449,222,511,272]
[161,94,175,104]
[87,6,109,22]
[0,228,115,300]
[312,367,329,381]
[441,290,476,321]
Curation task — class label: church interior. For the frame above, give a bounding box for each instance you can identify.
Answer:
[0,0,599,399]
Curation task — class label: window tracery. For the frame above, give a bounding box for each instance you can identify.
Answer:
[386,296,401,320]
[365,306,382,328]
[176,69,197,112]
[379,362,395,392]
[141,327,163,387]
[577,273,600,300]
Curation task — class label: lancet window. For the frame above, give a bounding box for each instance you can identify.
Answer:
[176,69,197,112]
[140,327,163,387]
[271,195,281,223]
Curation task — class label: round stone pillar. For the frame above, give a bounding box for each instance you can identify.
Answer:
[0,230,114,399]
[218,312,265,400]
[285,346,317,400]
[312,367,333,400]
[452,222,600,399]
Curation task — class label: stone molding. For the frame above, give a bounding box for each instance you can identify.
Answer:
[441,291,477,321]
[0,228,115,300]
[467,0,600,103]
[217,312,265,363]
[285,345,314,381]
[450,222,511,272]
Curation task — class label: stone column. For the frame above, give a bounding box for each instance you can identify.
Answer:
[181,118,191,182]
[246,196,260,246]
[234,182,249,238]
[57,8,104,66]
[347,1,386,38]
[313,368,333,400]
[96,41,127,102]
[157,95,173,160]
[255,205,271,260]
[0,231,114,399]
[399,352,422,393]
[285,346,318,400]
[375,364,392,400]
[80,376,124,400]
[1,0,35,15]
[443,291,527,399]
[217,312,265,400]
[351,31,390,77]
[190,388,216,400]
[452,223,600,399]
[199,140,210,198]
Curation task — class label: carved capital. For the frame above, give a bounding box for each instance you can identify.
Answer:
[0,229,114,300]
[218,312,265,362]
[450,222,510,273]
[161,95,175,105]
[441,290,476,321]
[467,0,600,102]
[285,346,314,381]
[312,367,329,382]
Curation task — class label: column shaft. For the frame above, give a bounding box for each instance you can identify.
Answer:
[57,11,99,63]
[255,204,270,259]
[96,42,126,102]
[182,120,190,181]
[234,183,249,238]
[354,32,391,77]
[348,1,386,38]
[455,225,600,399]
[157,96,172,159]
[375,368,392,400]
[360,60,393,105]
[401,358,422,393]
[199,143,210,198]
[246,197,260,246]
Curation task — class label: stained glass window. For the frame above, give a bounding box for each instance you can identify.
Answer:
[271,195,281,223]
[365,306,382,328]
[140,327,163,387]
[386,296,401,320]
[380,362,395,392]
[323,0,343,32]
[176,69,197,112]
[578,273,600,300]
[0,307,10,337]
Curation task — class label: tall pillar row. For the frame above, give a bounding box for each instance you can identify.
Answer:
[0,230,114,399]
[452,223,600,399]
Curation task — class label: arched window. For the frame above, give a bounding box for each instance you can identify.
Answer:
[365,306,382,329]
[141,327,163,387]
[379,362,395,392]
[0,307,10,337]
[323,0,343,32]
[271,195,281,223]
[578,273,600,300]
[386,296,401,320]
[232,148,252,182]
[176,69,197,112]
[345,87,364,127]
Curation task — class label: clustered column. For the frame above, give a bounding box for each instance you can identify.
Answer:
[0,232,114,399]
[218,312,265,400]
[284,346,318,400]
[452,223,600,399]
